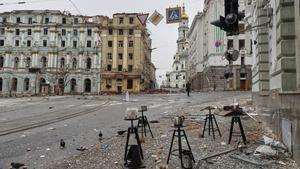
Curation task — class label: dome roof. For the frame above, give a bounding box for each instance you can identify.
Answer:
[181,6,188,20]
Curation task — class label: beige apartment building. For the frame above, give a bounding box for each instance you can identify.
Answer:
[99,13,156,94]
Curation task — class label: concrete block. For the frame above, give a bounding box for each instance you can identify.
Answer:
[270,73,282,90]
[277,40,296,58]
[277,22,295,38]
[257,44,269,53]
[281,57,296,71]
[258,28,268,35]
[282,118,292,152]
[279,6,295,21]
[260,81,270,90]
[258,35,269,44]
[259,72,270,81]
[258,54,270,63]
[258,63,269,71]
[276,0,294,11]
[282,73,297,91]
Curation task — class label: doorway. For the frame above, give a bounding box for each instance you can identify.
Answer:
[117,86,122,94]
[84,79,91,93]
[240,80,246,91]
[70,79,76,93]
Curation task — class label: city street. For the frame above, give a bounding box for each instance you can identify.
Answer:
[0,0,300,168]
[0,92,250,168]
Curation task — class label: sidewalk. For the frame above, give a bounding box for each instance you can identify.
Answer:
[49,98,299,169]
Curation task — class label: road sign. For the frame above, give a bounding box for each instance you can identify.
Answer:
[137,13,149,26]
[166,7,181,24]
[149,10,163,26]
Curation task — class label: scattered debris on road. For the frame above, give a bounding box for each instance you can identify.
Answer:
[117,130,127,136]
[60,139,66,149]
[11,162,25,169]
[76,146,88,152]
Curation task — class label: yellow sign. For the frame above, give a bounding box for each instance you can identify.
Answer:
[149,10,164,26]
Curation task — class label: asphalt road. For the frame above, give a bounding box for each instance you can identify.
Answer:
[0,91,250,169]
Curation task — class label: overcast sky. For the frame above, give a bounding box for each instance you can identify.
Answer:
[0,0,204,84]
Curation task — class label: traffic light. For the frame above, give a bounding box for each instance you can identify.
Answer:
[225,0,238,36]
[211,16,230,32]
[210,0,245,36]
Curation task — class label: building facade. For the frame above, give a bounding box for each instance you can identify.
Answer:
[0,10,156,96]
[0,10,102,96]
[245,0,300,165]
[187,0,252,91]
[186,12,205,91]
[167,7,189,89]
[99,13,156,94]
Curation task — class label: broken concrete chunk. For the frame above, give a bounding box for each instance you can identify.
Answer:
[254,145,277,157]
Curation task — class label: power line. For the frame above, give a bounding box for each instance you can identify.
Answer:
[66,0,82,15]
[0,0,61,6]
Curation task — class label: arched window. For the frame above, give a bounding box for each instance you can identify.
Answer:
[72,58,77,69]
[86,57,91,70]
[24,78,30,91]
[25,57,31,68]
[11,78,18,91]
[0,77,3,91]
[182,64,184,69]
[60,58,65,68]
[0,56,4,69]
[41,57,47,68]
[84,78,91,92]
[14,57,19,69]
[70,78,76,92]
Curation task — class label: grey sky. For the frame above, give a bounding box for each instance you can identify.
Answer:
[0,0,204,83]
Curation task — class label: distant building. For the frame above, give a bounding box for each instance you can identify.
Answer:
[0,10,156,96]
[186,12,205,91]
[99,13,156,94]
[187,0,252,91]
[167,7,189,89]
[0,10,102,96]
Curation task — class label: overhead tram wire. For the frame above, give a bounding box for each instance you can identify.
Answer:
[0,0,61,6]
[66,0,82,15]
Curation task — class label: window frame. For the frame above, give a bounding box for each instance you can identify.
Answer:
[87,40,92,48]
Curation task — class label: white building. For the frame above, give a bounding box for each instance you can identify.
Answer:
[187,12,205,90]
[167,7,189,89]
[0,10,102,96]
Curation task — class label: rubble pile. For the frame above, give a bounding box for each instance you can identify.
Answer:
[49,101,298,169]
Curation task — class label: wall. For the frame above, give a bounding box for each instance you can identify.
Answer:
[250,0,300,165]
[253,92,300,165]
[295,0,300,89]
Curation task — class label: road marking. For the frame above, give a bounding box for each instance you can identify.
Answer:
[82,104,100,107]
[109,101,123,106]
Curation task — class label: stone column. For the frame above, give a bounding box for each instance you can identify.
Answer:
[20,54,24,68]
[123,34,128,69]
[101,32,107,69]
[252,0,270,94]
[134,31,141,69]
[112,33,118,69]
[48,54,53,68]
[4,53,9,67]
[79,54,82,68]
